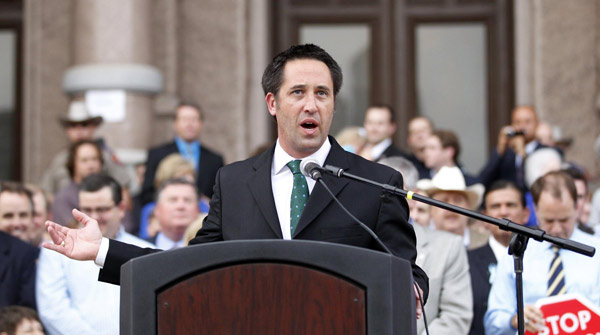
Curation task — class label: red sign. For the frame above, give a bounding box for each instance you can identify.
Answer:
[524,294,600,335]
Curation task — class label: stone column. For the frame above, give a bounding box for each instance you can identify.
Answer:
[514,0,533,105]
[63,0,162,158]
[531,0,600,175]
[22,0,74,183]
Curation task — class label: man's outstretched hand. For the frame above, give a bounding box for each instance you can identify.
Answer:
[42,209,103,262]
[414,283,424,319]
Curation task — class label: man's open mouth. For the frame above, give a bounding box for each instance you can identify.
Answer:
[301,121,317,129]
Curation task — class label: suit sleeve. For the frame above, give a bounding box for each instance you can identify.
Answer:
[197,149,224,198]
[421,237,473,335]
[140,149,160,205]
[477,149,504,188]
[377,171,429,302]
[18,245,38,309]
[98,239,161,285]
[190,169,224,245]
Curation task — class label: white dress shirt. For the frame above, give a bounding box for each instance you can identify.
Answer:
[271,138,331,240]
[94,138,333,266]
[154,232,186,250]
[488,235,508,263]
[484,228,600,335]
[37,227,155,335]
[369,138,392,161]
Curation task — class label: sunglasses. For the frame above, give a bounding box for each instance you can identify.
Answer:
[66,121,95,128]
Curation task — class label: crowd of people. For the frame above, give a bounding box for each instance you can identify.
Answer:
[342,103,600,335]
[1,43,600,335]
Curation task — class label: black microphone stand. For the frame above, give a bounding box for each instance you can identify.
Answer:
[322,164,595,335]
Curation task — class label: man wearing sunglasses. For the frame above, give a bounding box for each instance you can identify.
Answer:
[40,101,130,195]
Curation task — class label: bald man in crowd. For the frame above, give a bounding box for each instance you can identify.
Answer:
[485,171,600,334]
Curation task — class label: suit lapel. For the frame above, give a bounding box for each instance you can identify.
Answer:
[248,147,283,239]
[293,139,349,237]
[482,243,497,264]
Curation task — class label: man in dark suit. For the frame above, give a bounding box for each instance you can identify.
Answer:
[358,104,407,162]
[478,106,542,191]
[0,182,34,245]
[467,180,529,335]
[140,103,224,204]
[0,231,38,309]
[405,116,433,179]
[422,129,480,185]
[43,44,429,313]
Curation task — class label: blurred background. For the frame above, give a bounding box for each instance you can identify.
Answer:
[0,0,598,186]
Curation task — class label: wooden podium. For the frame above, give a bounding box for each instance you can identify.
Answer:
[120,240,416,334]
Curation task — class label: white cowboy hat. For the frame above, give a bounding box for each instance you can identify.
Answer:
[416,166,485,209]
[59,101,103,126]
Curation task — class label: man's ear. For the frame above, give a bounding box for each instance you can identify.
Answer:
[266,92,277,117]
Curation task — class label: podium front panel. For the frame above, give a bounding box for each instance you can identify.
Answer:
[157,263,365,335]
[121,240,416,334]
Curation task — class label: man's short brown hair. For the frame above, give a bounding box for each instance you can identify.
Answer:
[0,306,42,334]
[0,181,34,214]
[367,104,395,123]
[176,102,204,121]
[431,129,460,162]
[530,170,577,207]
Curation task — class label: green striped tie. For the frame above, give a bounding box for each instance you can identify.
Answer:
[547,246,566,296]
[287,160,308,236]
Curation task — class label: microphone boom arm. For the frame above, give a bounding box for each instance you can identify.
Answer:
[323,164,595,257]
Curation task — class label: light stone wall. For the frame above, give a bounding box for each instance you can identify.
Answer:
[530,0,600,178]
[22,0,271,183]
[21,0,600,183]
[22,0,73,183]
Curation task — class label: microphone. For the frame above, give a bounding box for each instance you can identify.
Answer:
[300,158,393,255]
[304,159,428,333]
[300,158,324,180]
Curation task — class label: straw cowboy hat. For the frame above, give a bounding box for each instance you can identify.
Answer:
[416,166,485,209]
[59,101,103,126]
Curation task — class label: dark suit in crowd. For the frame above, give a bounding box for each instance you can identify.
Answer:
[478,143,545,190]
[406,153,430,180]
[98,137,429,302]
[375,144,406,162]
[467,243,497,335]
[141,142,224,204]
[0,232,39,309]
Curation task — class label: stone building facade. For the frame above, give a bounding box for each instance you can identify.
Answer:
[20,0,600,184]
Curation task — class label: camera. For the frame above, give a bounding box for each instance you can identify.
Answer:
[504,127,525,138]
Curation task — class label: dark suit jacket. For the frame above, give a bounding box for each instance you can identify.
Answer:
[141,141,224,204]
[467,243,497,335]
[406,153,430,180]
[99,138,429,301]
[375,144,407,162]
[0,232,39,309]
[478,142,546,190]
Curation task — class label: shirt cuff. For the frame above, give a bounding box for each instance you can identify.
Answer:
[94,237,110,268]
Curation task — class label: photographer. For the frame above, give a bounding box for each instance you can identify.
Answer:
[478,105,543,191]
